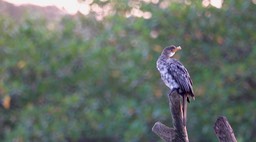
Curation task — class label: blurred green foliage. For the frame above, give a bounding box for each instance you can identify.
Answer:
[0,0,256,142]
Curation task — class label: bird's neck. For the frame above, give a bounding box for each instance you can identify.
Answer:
[159,54,174,61]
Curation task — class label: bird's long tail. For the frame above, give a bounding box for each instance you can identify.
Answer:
[182,95,187,126]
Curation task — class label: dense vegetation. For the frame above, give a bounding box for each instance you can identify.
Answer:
[0,1,256,141]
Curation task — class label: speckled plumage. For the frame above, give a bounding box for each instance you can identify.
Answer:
[156,47,194,101]
[156,45,195,126]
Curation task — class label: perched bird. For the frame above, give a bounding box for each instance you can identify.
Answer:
[156,45,195,126]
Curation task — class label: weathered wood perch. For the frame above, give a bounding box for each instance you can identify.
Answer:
[152,91,238,142]
[214,116,237,142]
[152,91,189,142]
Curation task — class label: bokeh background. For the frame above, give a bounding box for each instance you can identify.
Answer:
[0,0,256,141]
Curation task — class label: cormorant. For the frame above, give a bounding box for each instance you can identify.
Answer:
[156,45,195,126]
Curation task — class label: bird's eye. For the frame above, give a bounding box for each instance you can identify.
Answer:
[169,48,175,52]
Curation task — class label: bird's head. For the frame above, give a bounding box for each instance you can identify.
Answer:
[162,45,182,58]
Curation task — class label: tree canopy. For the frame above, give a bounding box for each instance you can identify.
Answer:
[0,0,256,141]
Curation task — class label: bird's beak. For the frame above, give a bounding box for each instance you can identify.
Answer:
[174,46,182,52]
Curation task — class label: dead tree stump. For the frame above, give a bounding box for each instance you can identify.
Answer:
[214,116,237,142]
[152,91,189,142]
[152,91,238,142]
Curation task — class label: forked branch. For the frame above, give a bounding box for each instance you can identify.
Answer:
[152,91,189,142]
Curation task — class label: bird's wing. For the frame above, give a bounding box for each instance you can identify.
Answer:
[167,60,194,95]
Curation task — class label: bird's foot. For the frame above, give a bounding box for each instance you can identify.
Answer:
[170,88,179,95]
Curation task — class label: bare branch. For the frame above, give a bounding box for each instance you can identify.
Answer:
[214,116,237,142]
[152,91,189,142]
[152,122,174,141]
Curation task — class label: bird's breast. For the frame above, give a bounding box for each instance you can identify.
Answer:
[157,61,179,90]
